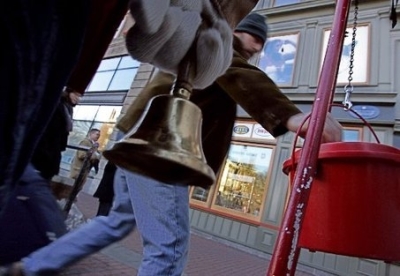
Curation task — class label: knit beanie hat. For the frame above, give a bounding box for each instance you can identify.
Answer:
[235,13,268,44]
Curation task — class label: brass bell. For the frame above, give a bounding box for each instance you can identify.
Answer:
[103,48,216,188]
[103,93,216,187]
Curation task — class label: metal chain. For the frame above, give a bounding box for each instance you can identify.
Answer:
[343,0,359,109]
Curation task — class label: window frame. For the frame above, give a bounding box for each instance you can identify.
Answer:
[86,56,140,92]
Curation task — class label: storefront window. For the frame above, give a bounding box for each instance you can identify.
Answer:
[60,105,122,171]
[212,143,273,218]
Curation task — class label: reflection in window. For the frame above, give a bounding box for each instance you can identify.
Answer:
[86,72,115,91]
[191,187,210,202]
[343,129,360,141]
[321,26,369,84]
[273,0,301,7]
[97,58,120,71]
[86,56,140,92]
[213,144,273,217]
[258,33,298,85]
[108,68,138,90]
[119,56,140,68]
[61,105,122,171]
[73,105,100,121]
[94,106,122,123]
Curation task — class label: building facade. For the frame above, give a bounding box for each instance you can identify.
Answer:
[64,1,400,275]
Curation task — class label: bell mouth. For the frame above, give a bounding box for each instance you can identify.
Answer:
[103,142,216,188]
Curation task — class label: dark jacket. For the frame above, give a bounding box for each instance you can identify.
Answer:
[31,98,73,179]
[93,161,117,203]
[116,36,301,181]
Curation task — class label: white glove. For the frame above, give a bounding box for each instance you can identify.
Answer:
[126,0,233,89]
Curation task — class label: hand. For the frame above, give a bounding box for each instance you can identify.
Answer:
[67,91,82,106]
[126,0,233,89]
[286,112,342,143]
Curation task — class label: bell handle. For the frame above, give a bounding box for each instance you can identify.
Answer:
[173,25,207,100]
[173,51,194,100]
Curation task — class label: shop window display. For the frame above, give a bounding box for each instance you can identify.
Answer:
[213,143,273,217]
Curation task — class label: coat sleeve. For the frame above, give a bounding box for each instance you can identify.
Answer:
[215,53,301,137]
[77,139,91,160]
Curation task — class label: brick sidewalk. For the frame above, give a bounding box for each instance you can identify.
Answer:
[58,192,316,276]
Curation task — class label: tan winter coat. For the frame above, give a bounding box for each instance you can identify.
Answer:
[70,138,100,180]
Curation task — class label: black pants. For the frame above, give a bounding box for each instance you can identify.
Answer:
[0,0,90,207]
[96,201,113,217]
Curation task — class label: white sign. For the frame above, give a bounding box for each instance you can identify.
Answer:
[251,124,275,140]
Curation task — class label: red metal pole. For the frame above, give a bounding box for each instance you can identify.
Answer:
[267,0,352,275]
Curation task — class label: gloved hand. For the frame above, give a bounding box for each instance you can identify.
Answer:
[126,0,233,89]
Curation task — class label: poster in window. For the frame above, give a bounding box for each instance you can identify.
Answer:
[258,33,299,85]
[320,25,369,84]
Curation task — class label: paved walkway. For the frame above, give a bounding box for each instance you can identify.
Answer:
[58,192,324,276]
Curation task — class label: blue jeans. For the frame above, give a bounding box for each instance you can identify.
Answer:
[22,169,190,276]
